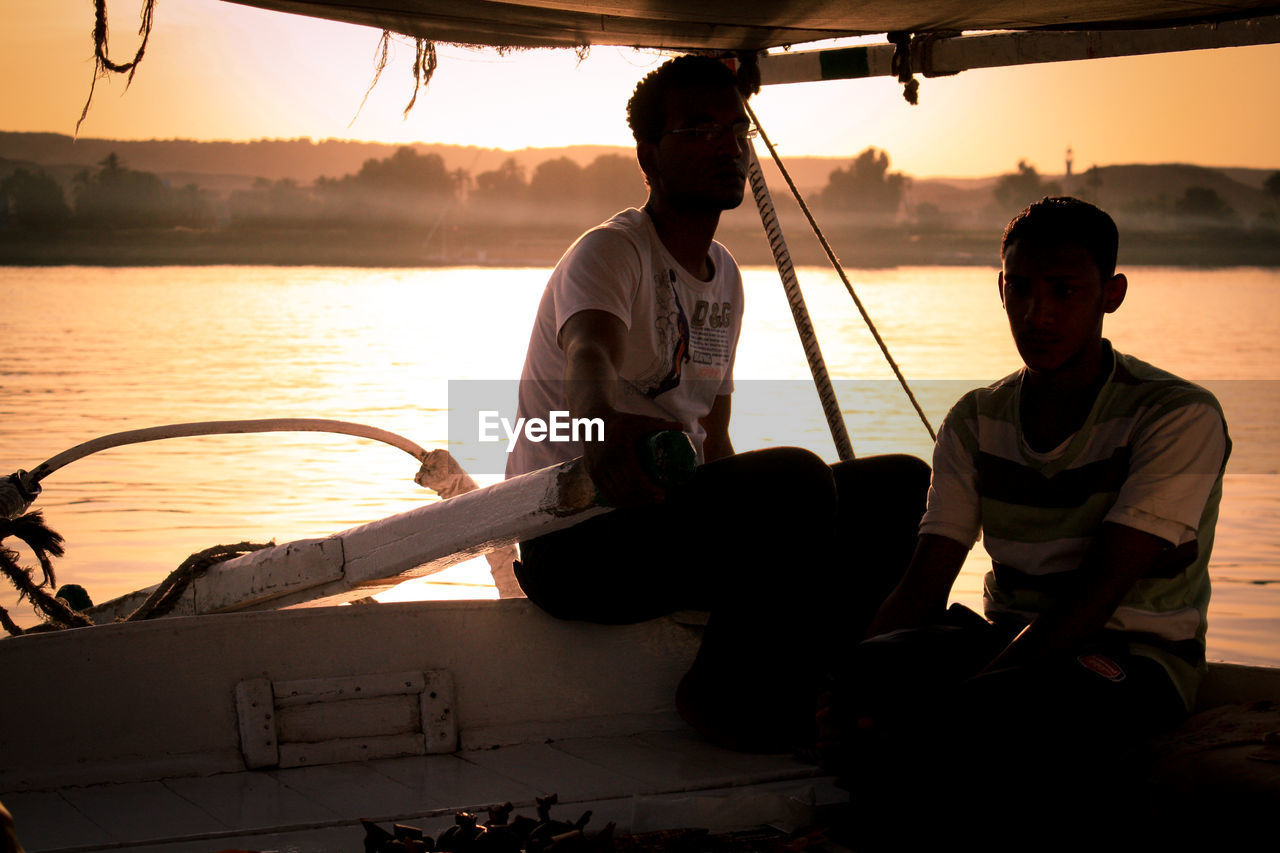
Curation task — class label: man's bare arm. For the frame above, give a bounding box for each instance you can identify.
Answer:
[699,394,734,463]
[559,309,625,418]
[983,521,1171,672]
[866,533,970,638]
[559,310,681,506]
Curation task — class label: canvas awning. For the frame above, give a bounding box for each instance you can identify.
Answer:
[221,1,1280,50]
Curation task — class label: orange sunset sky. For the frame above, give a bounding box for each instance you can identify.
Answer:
[3,0,1278,177]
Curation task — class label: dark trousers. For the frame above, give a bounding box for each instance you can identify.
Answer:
[829,605,1187,849]
[516,447,931,752]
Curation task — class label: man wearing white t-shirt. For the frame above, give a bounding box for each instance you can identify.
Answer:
[505,55,930,753]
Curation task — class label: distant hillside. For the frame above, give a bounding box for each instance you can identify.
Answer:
[0,132,453,183]
[5,132,1273,221]
[3,129,1276,270]
[907,164,1277,230]
[0,131,845,193]
[1070,163,1276,219]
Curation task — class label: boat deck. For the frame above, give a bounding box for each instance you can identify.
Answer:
[3,729,842,853]
[5,602,1279,851]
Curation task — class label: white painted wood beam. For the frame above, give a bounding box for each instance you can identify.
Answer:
[758,15,1280,86]
[188,457,606,613]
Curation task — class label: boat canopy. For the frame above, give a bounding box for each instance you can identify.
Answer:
[221,1,1280,49]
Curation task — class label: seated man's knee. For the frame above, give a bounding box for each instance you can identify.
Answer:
[694,447,837,539]
[756,445,832,475]
[832,454,930,520]
[896,453,932,485]
[859,453,930,490]
[707,446,835,500]
[771,447,839,517]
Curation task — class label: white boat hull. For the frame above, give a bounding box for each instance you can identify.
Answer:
[0,600,700,793]
[1,599,1277,851]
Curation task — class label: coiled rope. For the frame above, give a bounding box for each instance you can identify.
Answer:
[745,100,937,443]
[0,538,270,635]
[0,511,77,632]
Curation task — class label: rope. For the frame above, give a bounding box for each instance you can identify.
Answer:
[746,147,855,462]
[0,511,65,592]
[0,533,271,635]
[745,101,937,443]
[27,418,431,485]
[0,605,25,636]
[352,31,440,124]
[126,542,271,621]
[889,32,920,104]
[77,0,157,136]
[403,38,439,117]
[1,474,42,528]
[350,30,394,127]
[1,511,87,633]
[415,449,523,597]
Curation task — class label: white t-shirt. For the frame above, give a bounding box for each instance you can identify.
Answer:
[506,208,743,477]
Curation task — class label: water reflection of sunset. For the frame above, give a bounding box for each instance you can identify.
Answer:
[3,265,1276,667]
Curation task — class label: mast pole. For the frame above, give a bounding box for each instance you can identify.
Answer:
[745,145,856,462]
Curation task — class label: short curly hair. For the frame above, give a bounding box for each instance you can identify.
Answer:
[626,55,740,144]
[1002,196,1120,280]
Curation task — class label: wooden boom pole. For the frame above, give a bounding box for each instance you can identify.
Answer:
[758,14,1280,87]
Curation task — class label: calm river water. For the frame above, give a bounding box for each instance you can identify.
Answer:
[2,264,1277,665]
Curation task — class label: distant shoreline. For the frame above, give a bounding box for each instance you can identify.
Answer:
[3,224,1279,269]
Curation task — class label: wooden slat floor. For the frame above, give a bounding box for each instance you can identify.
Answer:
[2,728,844,852]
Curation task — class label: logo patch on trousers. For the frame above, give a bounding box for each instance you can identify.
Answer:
[1077,653,1126,682]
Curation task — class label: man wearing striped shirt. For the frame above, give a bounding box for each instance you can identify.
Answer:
[835,197,1229,839]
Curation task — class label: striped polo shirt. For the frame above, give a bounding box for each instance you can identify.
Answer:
[922,343,1230,706]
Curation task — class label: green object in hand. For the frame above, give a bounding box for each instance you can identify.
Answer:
[639,430,697,489]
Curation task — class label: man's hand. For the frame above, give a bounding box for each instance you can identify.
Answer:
[584,410,684,508]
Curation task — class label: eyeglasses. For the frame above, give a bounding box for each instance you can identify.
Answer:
[664,122,758,145]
